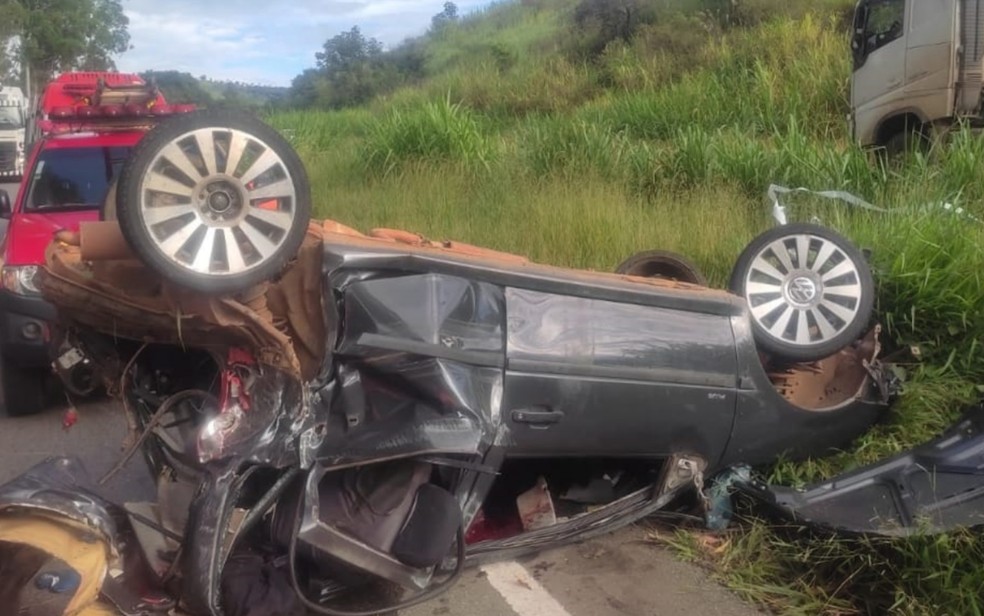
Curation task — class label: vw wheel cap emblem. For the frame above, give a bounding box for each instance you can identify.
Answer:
[787,276,818,305]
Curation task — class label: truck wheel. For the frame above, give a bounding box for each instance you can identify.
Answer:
[115,110,312,294]
[728,223,875,363]
[615,249,707,285]
[882,130,929,162]
[0,359,50,417]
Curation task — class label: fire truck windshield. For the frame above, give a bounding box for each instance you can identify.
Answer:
[25,146,130,212]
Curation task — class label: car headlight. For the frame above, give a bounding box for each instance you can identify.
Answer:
[1,266,41,296]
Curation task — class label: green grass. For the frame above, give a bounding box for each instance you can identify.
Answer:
[661,518,984,615]
[269,0,984,612]
[361,97,499,174]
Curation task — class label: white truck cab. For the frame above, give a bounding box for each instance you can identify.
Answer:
[850,0,984,152]
[0,85,26,179]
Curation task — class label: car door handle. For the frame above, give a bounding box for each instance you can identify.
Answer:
[511,407,564,425]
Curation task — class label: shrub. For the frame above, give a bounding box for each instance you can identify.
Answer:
[361,96,498,174]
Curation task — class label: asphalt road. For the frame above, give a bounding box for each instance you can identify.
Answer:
[1,181,17,197]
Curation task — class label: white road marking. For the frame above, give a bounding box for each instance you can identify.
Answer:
[481,561,573,616]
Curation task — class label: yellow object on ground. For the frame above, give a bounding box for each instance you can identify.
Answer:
[0,513,117,615]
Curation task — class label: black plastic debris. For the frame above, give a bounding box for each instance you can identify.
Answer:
[741,403,984,536]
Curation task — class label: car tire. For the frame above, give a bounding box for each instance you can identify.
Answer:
[115,109,312,294]
[0,358,50,417]
[615,250,707,286]
[728,223,875,363]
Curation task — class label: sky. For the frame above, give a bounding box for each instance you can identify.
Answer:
[115,0,494,88]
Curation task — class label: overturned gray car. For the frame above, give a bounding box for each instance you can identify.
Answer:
[2,111,963,616]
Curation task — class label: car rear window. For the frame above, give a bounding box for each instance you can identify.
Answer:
[25,146,130,212]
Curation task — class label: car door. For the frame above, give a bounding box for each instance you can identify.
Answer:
[500,288,738,463]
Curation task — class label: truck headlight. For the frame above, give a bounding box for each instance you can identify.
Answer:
[1,266,41,296]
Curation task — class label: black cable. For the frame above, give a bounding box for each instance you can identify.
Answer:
[99,389,215,485]
[287,487,466,616]
[235,468,301,543]
[126,509,184,543]
[118,342,149,450]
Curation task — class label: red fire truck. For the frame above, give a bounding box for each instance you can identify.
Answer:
[0,72,193,415]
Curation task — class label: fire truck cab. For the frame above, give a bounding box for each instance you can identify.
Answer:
[0,72,192,415]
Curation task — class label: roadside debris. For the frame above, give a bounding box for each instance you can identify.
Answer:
[768,183,982,226]
[0,458,120,615]
[517,477,558,531]
[740,403,984,536]
[61,405,79,431]
[704,466,753,531]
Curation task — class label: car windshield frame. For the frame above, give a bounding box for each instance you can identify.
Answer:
[24,146,131,213]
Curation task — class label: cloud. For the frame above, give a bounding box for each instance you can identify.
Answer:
[115,0,493,87]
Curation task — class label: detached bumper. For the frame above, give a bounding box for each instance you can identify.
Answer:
[0,289,56,368]
[742,404,984,536]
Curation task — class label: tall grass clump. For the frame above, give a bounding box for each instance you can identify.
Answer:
[646,121,880,199]
[932,124,984,203]
[520,116,630,178]
[361,97,498,175]
[265,108,373,149]
[854,210,984,373]
[590,12,849,141]
[595,12,715,91]
[426,56,602,117]
[708,13,851,138]
[666,515,984,615]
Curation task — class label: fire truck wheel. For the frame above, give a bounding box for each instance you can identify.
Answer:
[115,109,311,294]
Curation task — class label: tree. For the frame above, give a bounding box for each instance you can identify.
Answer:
[219,83,245,108]
[572,0,642,58]
[316,26,382,73]
[431,2,460,32]
[289,68,327,108]
[0,0,130,94]
[388,40,427,82]
[141,70,215,106]
[310,26,388,108]
[0,40,17,83]
[290,24,436,109]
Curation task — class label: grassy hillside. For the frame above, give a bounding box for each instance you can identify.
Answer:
[268,1,984,613]
[140,70,288,109]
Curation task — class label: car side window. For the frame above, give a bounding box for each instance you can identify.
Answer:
[864,0,905,55]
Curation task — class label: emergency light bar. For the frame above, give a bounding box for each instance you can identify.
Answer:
[47,103,195,119]
[37,72,196,136]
